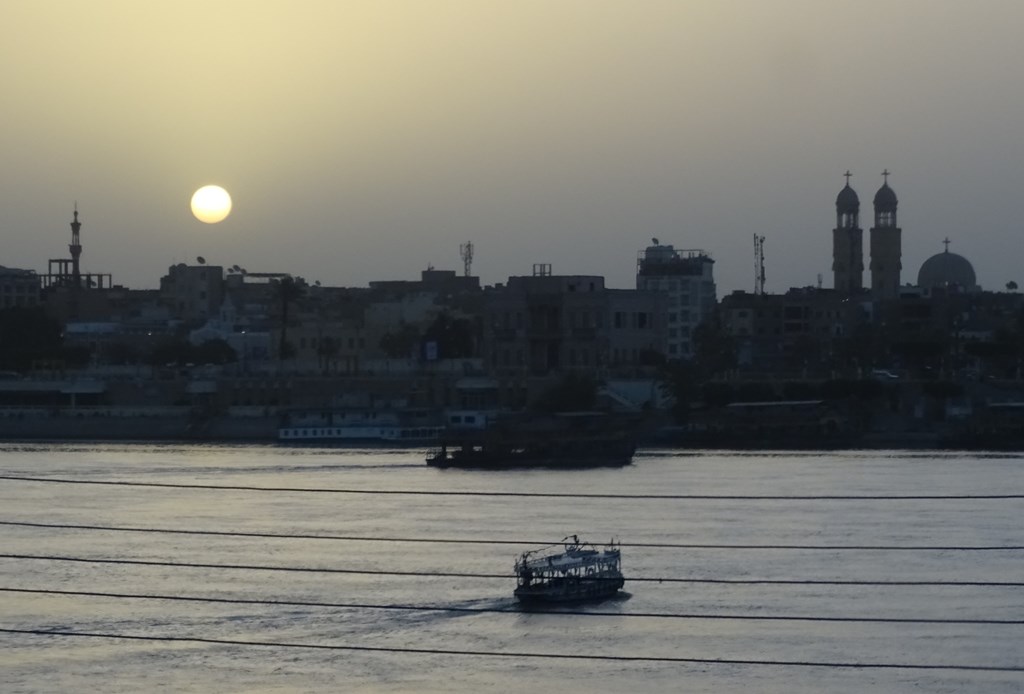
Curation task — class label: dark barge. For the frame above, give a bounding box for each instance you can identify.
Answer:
[426,412,637,469]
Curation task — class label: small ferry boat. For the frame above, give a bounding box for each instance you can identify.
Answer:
[514,535,625,604]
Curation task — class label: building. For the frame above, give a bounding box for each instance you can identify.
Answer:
[0,266,40,308]
[831,171,903,301]
[607,288,667,368]
[832,172,864,295]
[917,239,979,292]
[40,207,113,292]
[369,268,480,297]
[484,267,665,376]
[635,241,716,360]
[159,262,225,324]
[869,171,902,300]
[720,288,867,372]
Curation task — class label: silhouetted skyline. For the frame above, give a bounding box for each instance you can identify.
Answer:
[3,1,1022,293]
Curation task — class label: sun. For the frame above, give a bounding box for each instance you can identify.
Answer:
[190,185,232,223]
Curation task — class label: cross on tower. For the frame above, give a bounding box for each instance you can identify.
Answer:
[881,169,890,183]
[943,237,951,252]
[843,170,852,185]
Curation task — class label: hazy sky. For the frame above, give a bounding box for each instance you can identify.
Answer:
[2,1,1023,294]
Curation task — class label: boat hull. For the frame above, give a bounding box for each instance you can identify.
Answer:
[427,449,633,469]
[428,412,639,469]
[514,576,625,604]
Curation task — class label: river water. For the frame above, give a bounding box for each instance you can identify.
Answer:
[0,443,1021,693]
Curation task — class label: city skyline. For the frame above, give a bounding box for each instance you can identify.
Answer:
[3,1,1023,294]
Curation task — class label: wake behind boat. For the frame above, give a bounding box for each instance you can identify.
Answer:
[514,535,625,604]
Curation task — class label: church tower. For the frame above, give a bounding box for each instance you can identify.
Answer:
[832,171,863,295]
[869,170,901,300]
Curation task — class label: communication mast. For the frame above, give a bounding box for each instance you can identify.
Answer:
[753,234,766,295]
[459,241,474,277]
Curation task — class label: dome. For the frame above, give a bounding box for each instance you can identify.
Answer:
[873,182,898,209]
[918,251,977,290]
[835,184,859,211]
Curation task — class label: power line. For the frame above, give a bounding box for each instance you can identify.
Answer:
[3,587,1022,625]
[3,554,1022,588]
[3,520,1021,552]
[1,628,1019,672]
[1,475,1021,500]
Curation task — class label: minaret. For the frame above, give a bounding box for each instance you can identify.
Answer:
[869,170,902,300]
[832,171,863,295]
[69,204,83,288]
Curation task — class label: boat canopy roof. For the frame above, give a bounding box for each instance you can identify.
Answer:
[518,538,620,572]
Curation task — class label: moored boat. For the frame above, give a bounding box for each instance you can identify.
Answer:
[514,535,625,604]
[427,411,637,468]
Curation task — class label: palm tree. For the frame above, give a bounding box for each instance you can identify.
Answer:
[272,276,304,362]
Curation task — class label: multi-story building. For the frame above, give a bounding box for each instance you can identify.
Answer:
[607,288,667,367]
[635,242,716,360]
[0,266,40,308]
[484,267,664,376]
[720,288,867,372]
[159,263,225,324]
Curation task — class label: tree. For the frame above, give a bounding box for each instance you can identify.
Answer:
[421,312,475,359]
[194,338,237,365]
[658,361,697,423]
[379,324,421,359]
[104,341,140,366]
[146,338,193,366]
[691,314,736,376]
[271,276,305,361]
[0,307,63,371]
[1007,281,1018,292]
[533,372,600,412]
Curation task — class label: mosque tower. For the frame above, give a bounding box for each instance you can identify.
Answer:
[831,171,863,295]
[69,204,82,288]
[869,170,902,300]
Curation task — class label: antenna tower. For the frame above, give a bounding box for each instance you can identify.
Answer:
[753,234,766,295]
[459,241,474,277]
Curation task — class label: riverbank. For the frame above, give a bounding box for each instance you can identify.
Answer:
[2,415,1016,450]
